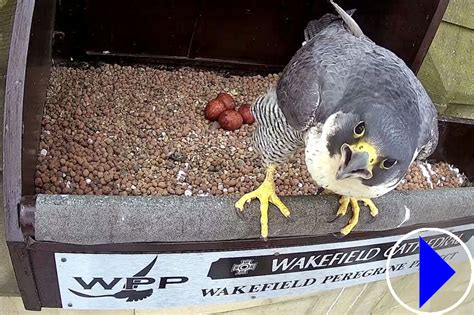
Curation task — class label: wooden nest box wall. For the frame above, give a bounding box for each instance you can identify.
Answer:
[5,0,474,312]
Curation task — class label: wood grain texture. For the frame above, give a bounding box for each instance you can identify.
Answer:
[410,0,450,73]
[3,0,33,241]
[20,0,55,197]
[0,0,20,296]
[3,0,41,309]
[53,0,446,73]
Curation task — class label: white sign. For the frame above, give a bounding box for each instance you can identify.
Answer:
[56,223,474,309]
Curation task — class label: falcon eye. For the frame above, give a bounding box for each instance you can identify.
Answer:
[380,158,397,170]
[353,121,365,138]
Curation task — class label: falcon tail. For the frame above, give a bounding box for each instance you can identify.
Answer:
[329,0,363,37]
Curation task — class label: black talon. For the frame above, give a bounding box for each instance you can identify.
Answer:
[327,214,342,223]
[331,232,347,239]
[367,215,378,224]
[235,207,245,220]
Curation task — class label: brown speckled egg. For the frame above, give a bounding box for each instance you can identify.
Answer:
[218,110,243,131]
[238,104,255,124]
[217,92,236,110]
[205,99,226,121]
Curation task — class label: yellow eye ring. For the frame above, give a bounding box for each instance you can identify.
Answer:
[353,121,365,138]
[380,158,397,170]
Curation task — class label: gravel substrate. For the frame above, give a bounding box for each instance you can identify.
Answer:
[35,64,468,197]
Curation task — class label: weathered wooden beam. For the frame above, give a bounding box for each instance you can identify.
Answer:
[0,0,20,297]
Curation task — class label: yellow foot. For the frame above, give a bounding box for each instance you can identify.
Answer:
[235,165,291,240]
[331,196,379,236]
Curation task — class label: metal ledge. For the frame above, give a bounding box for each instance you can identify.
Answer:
[35,187,474,245]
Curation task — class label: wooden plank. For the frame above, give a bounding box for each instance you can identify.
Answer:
[3,0,42,309]
[0,0,19,297]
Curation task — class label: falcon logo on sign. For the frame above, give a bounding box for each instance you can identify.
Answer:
[68,256,188,303]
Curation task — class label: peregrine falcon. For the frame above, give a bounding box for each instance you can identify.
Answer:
[235,1,438,239]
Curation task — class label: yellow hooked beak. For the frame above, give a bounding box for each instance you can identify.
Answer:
[336,140,378,180]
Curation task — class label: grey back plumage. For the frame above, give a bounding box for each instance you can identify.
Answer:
[276,8,438,160]
[304,11,355,42]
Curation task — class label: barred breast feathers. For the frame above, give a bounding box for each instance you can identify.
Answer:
[251,88,305,166]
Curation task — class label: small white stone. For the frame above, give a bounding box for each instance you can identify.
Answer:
[85,178,91,184]
[176,170,187,182]
[131,185,137,190]
[40,149,48,156]
[184,190,192,197]
[248,147,254,152]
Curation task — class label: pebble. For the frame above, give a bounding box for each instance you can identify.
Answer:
[35,64,468,196]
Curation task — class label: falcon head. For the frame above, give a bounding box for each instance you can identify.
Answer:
[326,104,418,192]
[305,101,420,198]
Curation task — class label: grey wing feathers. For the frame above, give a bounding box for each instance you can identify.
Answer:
[417,115,438,161]
[279,6,364,131]
[397,64,439,160]
[304,10,356,41]
[329,1,363,37]
[415,89,439,160]
[276,48,322,131]
[304,14,339,41]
